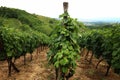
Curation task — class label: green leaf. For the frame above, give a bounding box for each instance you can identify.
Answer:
[60,57,68,65]
[62,67,68,73]
[7,52,12,57]
[57,52,63,59]
[54,61,59,68]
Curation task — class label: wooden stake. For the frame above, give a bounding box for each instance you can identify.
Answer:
[63,2,68,13]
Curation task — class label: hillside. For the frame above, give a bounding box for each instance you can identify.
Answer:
[0,6,58,35]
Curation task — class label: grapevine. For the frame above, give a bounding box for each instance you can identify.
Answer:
[47,2,80,80]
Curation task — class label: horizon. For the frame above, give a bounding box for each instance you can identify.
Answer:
[0,0,120,22]
[79,17,120,22]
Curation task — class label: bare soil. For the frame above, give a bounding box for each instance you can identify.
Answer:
[0,49,120,80]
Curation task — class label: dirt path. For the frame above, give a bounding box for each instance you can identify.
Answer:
[0,49,120,80]
[0,49,55,80]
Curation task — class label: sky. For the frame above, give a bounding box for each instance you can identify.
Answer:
[0,0,120,22]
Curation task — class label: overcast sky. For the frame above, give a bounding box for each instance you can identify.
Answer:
[0,0,120,21]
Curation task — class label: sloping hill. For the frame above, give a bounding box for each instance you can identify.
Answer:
[0,6,58,35]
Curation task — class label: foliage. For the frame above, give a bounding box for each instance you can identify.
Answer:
[79,24,120,75]
[0,26,49,60]
[0,7,51,60]
[47,12,80,80]
[0,6,58,35]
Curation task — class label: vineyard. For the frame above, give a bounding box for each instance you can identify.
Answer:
[0,3,120,80]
